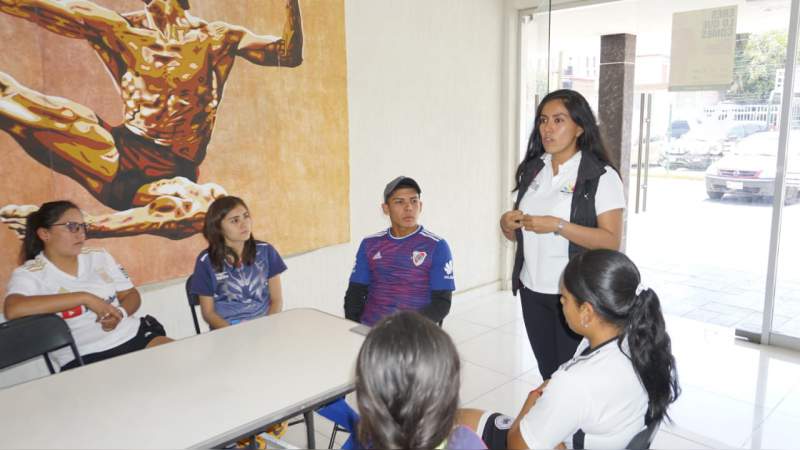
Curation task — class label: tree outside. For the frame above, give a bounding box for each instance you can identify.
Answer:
[728,30,788,104]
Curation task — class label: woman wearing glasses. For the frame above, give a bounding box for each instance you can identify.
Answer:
[4,200,171,370]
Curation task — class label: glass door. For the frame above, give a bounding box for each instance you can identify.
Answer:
[762,0,800,348]
[519,2,552,162]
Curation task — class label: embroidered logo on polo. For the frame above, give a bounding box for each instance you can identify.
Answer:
[412,251,427,266]
[97,268,113,283]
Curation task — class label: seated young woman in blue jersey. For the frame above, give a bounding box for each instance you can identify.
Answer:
[356,311,486,450]
[458,250,680,449]
[190,196,287,329]
[4,201,171,370]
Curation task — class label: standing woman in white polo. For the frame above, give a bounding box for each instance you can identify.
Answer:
[500,89,625,380]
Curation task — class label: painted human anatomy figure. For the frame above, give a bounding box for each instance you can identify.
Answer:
[0,0,303,239]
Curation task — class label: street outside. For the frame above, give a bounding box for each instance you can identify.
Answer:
[625,167,800,337]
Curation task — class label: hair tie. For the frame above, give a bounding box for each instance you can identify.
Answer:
[635,282,648,297]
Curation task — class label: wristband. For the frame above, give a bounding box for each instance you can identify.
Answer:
[554,219,566,235]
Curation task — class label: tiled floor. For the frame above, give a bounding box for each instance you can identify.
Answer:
[280,290,800,449]
[625,174,800,337]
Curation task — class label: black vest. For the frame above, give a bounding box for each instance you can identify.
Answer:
[511,151,608,295]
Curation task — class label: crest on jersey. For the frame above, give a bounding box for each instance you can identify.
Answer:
[412,251,427,266]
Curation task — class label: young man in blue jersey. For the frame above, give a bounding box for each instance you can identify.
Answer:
[344,176,456,325]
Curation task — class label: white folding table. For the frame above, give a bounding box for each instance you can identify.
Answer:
[0,308,365,449]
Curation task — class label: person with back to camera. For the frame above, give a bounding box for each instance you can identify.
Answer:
[344,176,455,326]
[458,249,680,449]
[4,200,171,371]
[500,89,626,380]
[190,195,287,329]
[356,310,487,449]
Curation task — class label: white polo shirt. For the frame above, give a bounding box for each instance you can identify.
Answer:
[519,337,649,449]
[519,151,625,294]
[6,248,140,367]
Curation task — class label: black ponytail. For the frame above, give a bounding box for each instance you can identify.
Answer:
[625,287,681,422]
[21,201,80,264]
[562,249,680,423]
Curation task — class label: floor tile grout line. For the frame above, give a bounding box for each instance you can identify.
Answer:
[462,377,537,409]
[452,326,502,346]
[458,354,529,381]
[660,423,736,449]
[656,428,719,450]
[679,381,789,418]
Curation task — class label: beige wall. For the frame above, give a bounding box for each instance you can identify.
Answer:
[0,0,508,385]
[0,0,350,286]
[137,0,508,334]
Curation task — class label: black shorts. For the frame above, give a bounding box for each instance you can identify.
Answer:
[61,315,166,371]
[480,412,514,450]
[102,125,198,210]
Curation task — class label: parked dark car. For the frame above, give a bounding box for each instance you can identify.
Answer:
[662,121,767,170]
[705,131,800,203]
[668,119,694,140]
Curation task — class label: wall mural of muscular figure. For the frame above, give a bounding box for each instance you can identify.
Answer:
[0,0,350,286]
[0,0,301,238]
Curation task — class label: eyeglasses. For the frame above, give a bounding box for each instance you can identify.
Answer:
[51,222,89,234]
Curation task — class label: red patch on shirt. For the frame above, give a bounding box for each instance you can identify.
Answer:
[60,305,85,319]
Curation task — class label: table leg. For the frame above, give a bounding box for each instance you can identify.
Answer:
[305,411,315,449]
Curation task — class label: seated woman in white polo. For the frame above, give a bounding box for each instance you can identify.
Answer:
[458,250,680,449]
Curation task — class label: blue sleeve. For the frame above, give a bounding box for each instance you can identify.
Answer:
[190,254,215,297]
[265,245,288,278]
[430,239,455,291]
[349,240,371,285]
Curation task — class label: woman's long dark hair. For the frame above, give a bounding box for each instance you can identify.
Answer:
[202,196,256,272]
[515,89,616,191]
[21,201,80,263]
[562,249,680,423]
[356,312,461,449]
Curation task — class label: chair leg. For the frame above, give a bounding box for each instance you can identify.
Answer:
[43,353,56,375]
[328,424,337,449]
[304,410,315,449]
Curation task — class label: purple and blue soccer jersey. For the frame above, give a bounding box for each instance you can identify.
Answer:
[350,226,455,326]
[190,242,287,324]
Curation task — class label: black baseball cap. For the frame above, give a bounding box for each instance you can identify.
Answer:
[383,176,421,203]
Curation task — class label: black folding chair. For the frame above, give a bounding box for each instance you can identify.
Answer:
[626,418,660,449]
[185,275,202,335]
[0,313,83,374]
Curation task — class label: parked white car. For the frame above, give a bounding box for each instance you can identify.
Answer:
[705,131,800,203]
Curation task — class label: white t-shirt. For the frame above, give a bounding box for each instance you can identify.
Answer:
[5,248,140,367]
[519,338,649,449]
[519,151,625,294]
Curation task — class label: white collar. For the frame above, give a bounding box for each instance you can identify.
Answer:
[542,150,582,171]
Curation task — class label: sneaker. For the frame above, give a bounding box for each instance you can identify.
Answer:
[235,435,267,449]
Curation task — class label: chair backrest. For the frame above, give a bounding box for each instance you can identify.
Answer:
[0,314,83,374]
[185,275,202,335]
[626,419,660,450]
